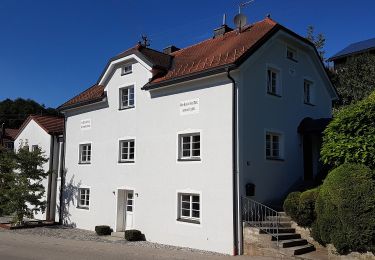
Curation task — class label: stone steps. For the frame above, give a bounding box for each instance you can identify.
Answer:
[258,212,316,256]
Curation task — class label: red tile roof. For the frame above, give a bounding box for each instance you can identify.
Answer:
[60,84,105,109]
[150,18,277,84]
[15,115,64,139]
[4,128,19,140]
[60,18,311,109]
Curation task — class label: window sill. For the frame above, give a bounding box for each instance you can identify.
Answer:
[178,158,201,162]
[266,157,285,162]
[78,162,91,165]
[118,160,135,164]
[304,102,315,106]
[267,92,282,98]
[118,106,135,111]
[287,57,298,63]
[77,206,89,210]
[177,218,200,224]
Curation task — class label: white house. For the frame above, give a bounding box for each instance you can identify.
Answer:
[58,17,338,255]
[14,115,64,222]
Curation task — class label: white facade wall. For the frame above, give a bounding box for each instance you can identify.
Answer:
[14,120,51,220]
[63,60,234,254]
[238,33,333,204]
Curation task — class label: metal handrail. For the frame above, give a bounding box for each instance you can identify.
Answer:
[242,196,280,246]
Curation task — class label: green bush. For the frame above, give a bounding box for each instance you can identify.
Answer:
[283,191,301,221]
[312,163,375,254]
[95,225,112,236]
[296,188,319,228]
[125,230,145,241]
[321,91,375,169]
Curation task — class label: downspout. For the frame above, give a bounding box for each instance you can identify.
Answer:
[59,117,67,225]
[226,67,241,255]
[46,135,55,221]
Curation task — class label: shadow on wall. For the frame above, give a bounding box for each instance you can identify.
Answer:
[57,171,81,227]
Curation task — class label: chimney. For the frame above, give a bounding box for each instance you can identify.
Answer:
[163,45,180,54]
[213,24,233,38]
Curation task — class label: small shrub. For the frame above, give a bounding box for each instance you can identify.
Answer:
[312,163,375,254]
[95,225,112,236]
[283,191,301,221]
[296,188,319,228]
[125,229,145,241]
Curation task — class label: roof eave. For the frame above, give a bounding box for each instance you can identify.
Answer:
[142,64,237,90]
[58,95,107,112]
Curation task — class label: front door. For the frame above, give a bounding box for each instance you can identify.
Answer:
[124,191,134,230]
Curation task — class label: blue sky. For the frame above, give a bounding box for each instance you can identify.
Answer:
[1,0,374,108]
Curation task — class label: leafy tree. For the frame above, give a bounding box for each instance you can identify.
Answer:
[0,98,58,129]
[306,25,326,62]
[0,148,16,216]
[333,53,375,106]
[2,145,49,224]
[321,91,375,169]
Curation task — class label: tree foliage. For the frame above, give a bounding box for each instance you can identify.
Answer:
[312,164,375,254]
[333,53,375,106]
[0,98,58,129]
[321,91,375,169]
[306,25,326,62]
[0,145,49,224]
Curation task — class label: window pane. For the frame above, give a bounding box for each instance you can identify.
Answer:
[192,196,199,203]
[192,149,200,157]
[181,209,190,217]
[192,203,200,210]
[181,195,190,202]
[192,210,200,218]
[127,206,133,212]
[181,202,190,209]
[182,150,190,157]
[192,135,200,142]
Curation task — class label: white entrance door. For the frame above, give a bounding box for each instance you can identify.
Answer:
[125,191,134,230]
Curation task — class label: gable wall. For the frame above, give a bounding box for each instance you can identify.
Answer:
[238,32,332,205]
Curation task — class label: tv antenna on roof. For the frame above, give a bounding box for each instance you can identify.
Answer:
[139,34,150,47]
[238,0,255,14]
[234,0,254,31]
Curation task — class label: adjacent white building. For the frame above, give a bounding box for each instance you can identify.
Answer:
[58,17,338,254]
[14,115,64,222]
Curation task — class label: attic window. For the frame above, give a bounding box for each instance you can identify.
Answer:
[286,47,297,62]
[121,64,132,75]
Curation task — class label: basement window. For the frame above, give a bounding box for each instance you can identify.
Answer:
[177,193,200,224]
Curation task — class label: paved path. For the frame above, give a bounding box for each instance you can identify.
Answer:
[0,231,276,260]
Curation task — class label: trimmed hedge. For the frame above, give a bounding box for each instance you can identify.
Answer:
[283,191,301,221]
[125,229,145,241]
[95,225,112,236]
[312,163,375,254]
[283,189,319,228]
[297,188,319,228]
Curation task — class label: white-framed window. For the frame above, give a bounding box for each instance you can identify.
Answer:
[119,86,135,109]
[266,132,283,160]
[31,145,39,152]
[79,143,91,164]
[121,64,132,75]
[304,80,314,105]
[178,193,200,223]
[267,68,281,96]
[119,139,135,163]
[178,133,200,160]
[78,188,90,209]
[286,47,297,61]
